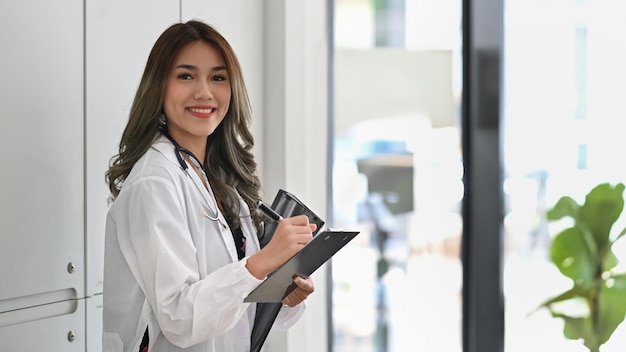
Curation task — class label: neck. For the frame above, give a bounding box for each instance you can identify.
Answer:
[164,130,207,165]
[184,144,206,166]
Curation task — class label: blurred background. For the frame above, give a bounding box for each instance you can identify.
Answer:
[329,0,626,351]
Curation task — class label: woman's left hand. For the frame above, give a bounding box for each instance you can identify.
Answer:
[282,276,315,307]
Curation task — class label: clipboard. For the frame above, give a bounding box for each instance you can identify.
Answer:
[249,189,358,352]
[245,229,360,302]
[248,231,359,352]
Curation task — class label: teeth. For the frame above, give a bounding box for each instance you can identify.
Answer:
[188,107,214,113]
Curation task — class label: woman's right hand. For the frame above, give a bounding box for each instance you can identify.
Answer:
[245,215,316,279]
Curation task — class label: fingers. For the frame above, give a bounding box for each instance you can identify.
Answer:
[276,216,314,245]
[252,215,314,278]
[285,215,317,235]
[283,214,314,228]
[282,276,315,307]
[294,276,314,294]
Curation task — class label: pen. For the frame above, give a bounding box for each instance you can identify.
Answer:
[256,200,283,222]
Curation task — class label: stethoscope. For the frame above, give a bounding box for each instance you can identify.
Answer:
[162,130,205,173]
[162,130,269,237]
[162,130,224,224]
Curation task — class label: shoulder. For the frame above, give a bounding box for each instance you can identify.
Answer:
[119,136,187,194]
[127,136,180,180]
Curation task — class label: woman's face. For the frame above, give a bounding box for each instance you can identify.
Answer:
[163,41,231,150]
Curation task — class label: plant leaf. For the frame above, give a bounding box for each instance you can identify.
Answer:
[550,313,599,350]
[535,286,587,312]
[543,182,626,351]
[550,227,595,286]
[579,183,625,251]
[614,225,626,243]
[604,248,619,271]
[547,196,579,221]
[596,274,626,345]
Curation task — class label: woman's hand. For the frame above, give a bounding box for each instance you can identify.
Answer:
[246,215,317,279]
[282,276,315,307]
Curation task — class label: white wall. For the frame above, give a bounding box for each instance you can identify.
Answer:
[0,0,87,350]
[262,2,331,352]
[0,1,329,351]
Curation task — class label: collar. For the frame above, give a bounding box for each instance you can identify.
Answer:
[151,135,184,168]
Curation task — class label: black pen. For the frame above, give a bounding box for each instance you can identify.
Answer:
[256,200,283,222]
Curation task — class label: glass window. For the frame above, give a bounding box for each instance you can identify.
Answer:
[502,0,626,351]
[331,0,463,350]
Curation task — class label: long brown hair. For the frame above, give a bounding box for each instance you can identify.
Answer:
[105,20,263,230]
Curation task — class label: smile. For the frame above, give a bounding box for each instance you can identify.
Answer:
[187,107,215,114]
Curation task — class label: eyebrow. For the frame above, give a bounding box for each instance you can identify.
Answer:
[175,64,227,72]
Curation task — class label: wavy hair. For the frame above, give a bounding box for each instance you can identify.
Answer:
[105,20,263,230]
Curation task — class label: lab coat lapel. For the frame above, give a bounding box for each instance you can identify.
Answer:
[187,168,247,263]
[153,137,240,263]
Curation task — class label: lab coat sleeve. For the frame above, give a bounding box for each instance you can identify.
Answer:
[273,302,306,330]
[120,175,263,348]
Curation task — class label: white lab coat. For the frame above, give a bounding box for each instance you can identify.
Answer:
[103,136,305,352]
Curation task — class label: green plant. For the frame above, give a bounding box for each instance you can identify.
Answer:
[537,182,626,352]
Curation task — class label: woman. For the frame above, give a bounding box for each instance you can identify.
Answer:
[103,20,316,352]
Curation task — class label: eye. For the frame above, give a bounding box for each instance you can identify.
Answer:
[212,74,227,82]
[177,72,193,80]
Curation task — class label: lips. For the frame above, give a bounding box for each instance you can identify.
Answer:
[187,107,215,118]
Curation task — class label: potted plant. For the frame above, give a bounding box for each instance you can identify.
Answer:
[536,182,626,352]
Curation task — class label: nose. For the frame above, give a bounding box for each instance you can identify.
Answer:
[194,80,214,100]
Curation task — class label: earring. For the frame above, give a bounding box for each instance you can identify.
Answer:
[158,113,167,129]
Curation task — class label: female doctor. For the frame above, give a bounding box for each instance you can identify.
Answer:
[103,20,316,352]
